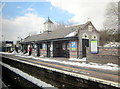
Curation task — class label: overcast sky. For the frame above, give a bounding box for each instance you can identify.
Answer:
[1,0,119,42]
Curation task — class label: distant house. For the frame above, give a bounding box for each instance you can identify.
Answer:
[21,18,99,58]
[0,41,14,52]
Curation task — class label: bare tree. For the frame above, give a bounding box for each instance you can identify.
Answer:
[53,22,66,31]
[99,30,109,46]
[103,1,119,34]
[53,21,74,31]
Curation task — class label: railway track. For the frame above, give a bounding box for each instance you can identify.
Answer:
[1,54,119,88]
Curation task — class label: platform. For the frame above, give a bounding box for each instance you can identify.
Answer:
[1,54,119,88]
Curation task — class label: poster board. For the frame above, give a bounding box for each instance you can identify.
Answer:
[71,41,77,51]
[90,40,98,53]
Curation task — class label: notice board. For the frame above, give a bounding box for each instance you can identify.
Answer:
[71,41,77,51]
[90,40,98,53]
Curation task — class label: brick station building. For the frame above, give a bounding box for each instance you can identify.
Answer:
[21,18,99,58]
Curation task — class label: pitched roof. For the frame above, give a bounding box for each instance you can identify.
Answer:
[23,27,78,43]
[22,21,95,43]
[44,17,54,24]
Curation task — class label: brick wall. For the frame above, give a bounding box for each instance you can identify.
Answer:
[40,49,47,57]
[32,49,37,56]
[69,40,78,58]
[86,47,119,64]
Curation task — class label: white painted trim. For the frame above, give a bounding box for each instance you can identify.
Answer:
[82,33,89,39]
[92,35,97,40]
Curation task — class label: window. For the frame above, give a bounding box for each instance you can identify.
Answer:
[92,35,97,40]
[67,43,69,50]
[63,43,65,50]
[82,33,89,39]
[42,43,46,50]
[88,25,92,32]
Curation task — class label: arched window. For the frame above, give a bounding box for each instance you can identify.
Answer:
[92,35,97,40]
[82,33,89,39]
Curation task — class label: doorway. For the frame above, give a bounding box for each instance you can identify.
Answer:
[47,42,51,57]
[53,41,63,57]
[82,39,89,57]
[36,44,40,56]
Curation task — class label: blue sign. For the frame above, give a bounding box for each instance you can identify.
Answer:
[71,42,77,51]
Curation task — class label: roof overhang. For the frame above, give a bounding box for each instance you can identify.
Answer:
[21,36,78,44]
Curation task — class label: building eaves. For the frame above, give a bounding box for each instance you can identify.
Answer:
[22,21,93,43]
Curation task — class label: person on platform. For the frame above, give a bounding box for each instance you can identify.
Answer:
[29,45,32,56]
[15,45,18,53]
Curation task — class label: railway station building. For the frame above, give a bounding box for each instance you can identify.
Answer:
[0,41,14,52]
[21,18,99,58]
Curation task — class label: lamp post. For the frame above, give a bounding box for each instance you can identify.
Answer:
[1,35,5,41]
[17,36,23,52]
